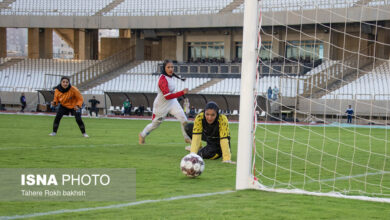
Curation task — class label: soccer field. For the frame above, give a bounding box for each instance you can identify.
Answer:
[0,114,389,219]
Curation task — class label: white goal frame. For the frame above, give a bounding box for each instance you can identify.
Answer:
[235,0,390,203]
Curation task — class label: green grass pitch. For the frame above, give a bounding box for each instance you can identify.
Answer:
[0,114,389,219]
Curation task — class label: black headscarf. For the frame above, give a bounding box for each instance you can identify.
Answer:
[205,101,219,113]
[161,60,186,81]
[56,76,72,93]
[203,101,220,125]
[202,101,221,140]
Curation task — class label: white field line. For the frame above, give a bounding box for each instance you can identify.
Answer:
[0,191,235,220]
[2,112,390,128]
[0,144,127,151]
[0,142,185,151]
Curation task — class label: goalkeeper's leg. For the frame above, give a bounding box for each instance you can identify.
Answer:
[184,123,207,141]
[197,144,222,160]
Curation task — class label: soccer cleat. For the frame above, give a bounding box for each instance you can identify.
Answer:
[82,133,89,138]
[184,137,191,144]
[49,132,56,136]
[185,146,191,152]
[138,133,145,145]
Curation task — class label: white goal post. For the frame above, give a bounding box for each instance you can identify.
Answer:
[236,0,259,190]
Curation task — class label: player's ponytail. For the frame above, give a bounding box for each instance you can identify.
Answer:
[172,73,186,82]
[161,60,186,81]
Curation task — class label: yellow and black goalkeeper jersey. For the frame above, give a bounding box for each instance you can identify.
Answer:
[190,112,231,161]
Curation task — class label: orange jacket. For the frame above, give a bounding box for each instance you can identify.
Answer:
[53,86,83,109]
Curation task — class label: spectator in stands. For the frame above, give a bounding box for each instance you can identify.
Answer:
[272,86,279,101]
[139,60,191,145]
[189,106,196,118]
[267,86,272,99]
[49,76,88,138]
[88,96,100,117]
[0,97,4,111]
[135,105,145,116]
[123,99,132,115]
[184,101,235,164]
[20,93,26,113]
[188,106,196,118]
[183,98,190,117]
[346,105,354,124]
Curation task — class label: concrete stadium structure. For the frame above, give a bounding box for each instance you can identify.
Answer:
[0,0,389,124]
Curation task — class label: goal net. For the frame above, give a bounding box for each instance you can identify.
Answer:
[236,0,390,203]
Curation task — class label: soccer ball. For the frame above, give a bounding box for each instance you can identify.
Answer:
[180,153,205,178]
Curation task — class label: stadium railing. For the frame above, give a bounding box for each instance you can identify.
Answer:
[71,46,135,88]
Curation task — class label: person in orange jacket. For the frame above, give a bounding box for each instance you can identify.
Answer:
[49,76,88,137]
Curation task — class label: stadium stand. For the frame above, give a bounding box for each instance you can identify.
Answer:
[0,0,236,16]
[232,0,390,13]
[0,59,98,91]
[0,0,388,119]
[199,78,240,95]
[127,60,162,74]
[322,60,390,100]
[198,76,305,97]
[1,55,385,102]
[303,60,338,77]
[0,57,10,65]
[104,0,234,16]
[2,0,114,16]
[84,74,212,95]
[2,0,388,17]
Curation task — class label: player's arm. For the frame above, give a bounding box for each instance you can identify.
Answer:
[73,87,84,109]
[51,90,59,106]
[158,76,188,100]
[219,115,235,164]
[190,113,203,154]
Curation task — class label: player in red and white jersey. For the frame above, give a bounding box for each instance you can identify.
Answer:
[139,60,191,145]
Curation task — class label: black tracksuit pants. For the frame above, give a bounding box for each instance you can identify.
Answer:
[53,105,86,134]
